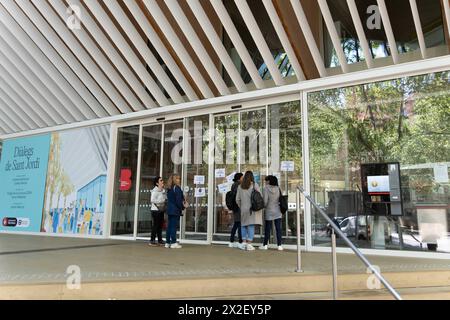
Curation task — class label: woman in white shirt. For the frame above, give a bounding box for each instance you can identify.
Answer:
[149,176,167,246]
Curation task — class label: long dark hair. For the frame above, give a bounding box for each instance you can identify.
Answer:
[241,171,254,190]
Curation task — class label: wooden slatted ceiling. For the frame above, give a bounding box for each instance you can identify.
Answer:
[0,0,448,135]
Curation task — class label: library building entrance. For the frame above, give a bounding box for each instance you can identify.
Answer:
[110,100,304,245]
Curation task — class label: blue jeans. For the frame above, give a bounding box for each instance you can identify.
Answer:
[241,225,255,242]
[230,221,242,243]
[264,219,283,246]
[166,215,180,244]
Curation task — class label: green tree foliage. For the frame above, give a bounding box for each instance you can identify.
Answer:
[308,71,450,194]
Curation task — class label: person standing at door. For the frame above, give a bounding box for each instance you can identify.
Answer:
[236,171,263,251]
[166,174,185,249]
[149,176,167,246]
[228,172,243,248]
[260,175,284,251]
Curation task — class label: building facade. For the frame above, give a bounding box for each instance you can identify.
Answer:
[0,0,449,259]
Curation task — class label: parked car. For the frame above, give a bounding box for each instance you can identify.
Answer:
[338,216,369,240]
[325,216,344,237]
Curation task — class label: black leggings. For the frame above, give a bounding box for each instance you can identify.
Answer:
[230,221,242,243]
[150,210,164,242]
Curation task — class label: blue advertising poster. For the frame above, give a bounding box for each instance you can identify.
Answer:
[0,134,51,232]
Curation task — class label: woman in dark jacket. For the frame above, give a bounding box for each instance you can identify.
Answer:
[166,174,185,249]
[229,173,243,248]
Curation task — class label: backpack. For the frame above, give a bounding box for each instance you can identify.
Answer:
[279,188,288,214]
[251,188,265,212]
[225,188,238,211]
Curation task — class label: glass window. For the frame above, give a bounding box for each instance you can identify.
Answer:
[111,126,140,236]
[308,71,450,252]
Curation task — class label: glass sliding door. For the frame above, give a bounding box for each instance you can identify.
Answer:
[213,113,239,241]
[240,108,267,238]
[183,115,210,240]
[136,124,163,238]
[110,100,303,244]
[111,126,140,237]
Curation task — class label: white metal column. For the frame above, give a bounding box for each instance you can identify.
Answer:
[207,113,215,244]
[301,90,312,251]
[104,123,118,238]
[132,125,144,239]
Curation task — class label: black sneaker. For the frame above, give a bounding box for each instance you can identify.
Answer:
[157,241,165,246]
[148,241,157,246]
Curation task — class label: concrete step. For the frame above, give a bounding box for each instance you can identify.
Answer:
[193,286,450,300]
[1,270,450,300]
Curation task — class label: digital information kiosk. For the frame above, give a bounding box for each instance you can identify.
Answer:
[361,162,403,216]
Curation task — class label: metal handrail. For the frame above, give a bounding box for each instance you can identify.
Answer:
[297,186,402,300]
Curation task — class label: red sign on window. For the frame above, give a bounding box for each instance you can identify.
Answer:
[119,169,132,191]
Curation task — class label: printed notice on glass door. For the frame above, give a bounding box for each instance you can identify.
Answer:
[281,161,295,172]
[215,168,226,178]
[195,187,206,197]
[194,175,205,185]
[226,172,236,183]
[434,164,449,183]
[218,183,231,194]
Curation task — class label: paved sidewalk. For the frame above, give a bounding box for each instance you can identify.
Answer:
[1,234,450,285]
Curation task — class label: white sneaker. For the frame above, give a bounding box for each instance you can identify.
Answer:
[259,245,268,250]
[170,243,182,249]
[165,243,171,248]
[246,244,255,251]
[238,243,247,250]
[277,246,284,251]
[228,242,235,248]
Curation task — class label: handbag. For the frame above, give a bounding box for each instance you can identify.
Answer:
[279,187,288,214]
[155,201,167,213]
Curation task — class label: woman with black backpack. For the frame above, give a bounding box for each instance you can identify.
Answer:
[260,175,284,251]
[236,171,263,251]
